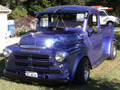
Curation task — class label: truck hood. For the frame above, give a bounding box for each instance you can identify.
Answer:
[19,30,84,49]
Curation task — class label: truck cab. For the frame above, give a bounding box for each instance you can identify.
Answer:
[3,5,117,85]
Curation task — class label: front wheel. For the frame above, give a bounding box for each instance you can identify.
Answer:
[109,41,117,60]
[74,58,90,85]
[107,21,114,26]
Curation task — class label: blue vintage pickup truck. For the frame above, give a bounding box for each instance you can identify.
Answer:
[3,5,117,84]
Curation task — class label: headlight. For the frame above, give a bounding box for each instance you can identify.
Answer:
[3,48,12,57]
[55,52,66,62]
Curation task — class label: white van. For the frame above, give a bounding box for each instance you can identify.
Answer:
[92,6,120,26]
[99,10,119,26]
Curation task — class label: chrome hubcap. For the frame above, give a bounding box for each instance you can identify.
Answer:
[84,62,89,81]
[113,45,116,58]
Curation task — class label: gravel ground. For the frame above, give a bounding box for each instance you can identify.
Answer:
[0,27,120,54]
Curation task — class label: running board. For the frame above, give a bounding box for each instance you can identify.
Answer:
[92,54,109,69]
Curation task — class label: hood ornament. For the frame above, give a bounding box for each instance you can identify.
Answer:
[31,33,35,38]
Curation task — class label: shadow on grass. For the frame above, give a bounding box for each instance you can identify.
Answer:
[42,78,120,90]
[22,78,119,90]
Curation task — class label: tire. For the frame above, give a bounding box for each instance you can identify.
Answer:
[109,41,117,60]
[107,21,114,26]
[74,58,90,85]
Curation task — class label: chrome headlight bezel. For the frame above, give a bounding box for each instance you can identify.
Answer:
[3,48,12,57]
[55,52,66,62]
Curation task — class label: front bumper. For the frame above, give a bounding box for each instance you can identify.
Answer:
[3,69,69,83]
[114,22,120,26]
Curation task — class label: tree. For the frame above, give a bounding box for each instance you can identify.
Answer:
[25,0,51,16]
[10,6,28,19]
[64,0,88,5]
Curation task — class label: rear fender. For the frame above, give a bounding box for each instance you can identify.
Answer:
[102,26,115,55]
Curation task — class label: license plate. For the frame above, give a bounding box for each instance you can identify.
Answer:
[25,71,38,78]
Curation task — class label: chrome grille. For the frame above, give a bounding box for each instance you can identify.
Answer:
[20,45,46,49]
[6,53,61,74]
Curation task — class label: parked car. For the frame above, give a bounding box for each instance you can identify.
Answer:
[3,5,117,85]
[92,6,120,26]
[99,10,120,26]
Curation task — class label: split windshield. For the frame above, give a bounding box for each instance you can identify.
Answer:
[38,13,85,29]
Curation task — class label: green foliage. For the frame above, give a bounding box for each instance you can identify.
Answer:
[65,0,88,5]
[26,0,51,16]
[10,7,28,19]
[9,0,17,10]
[15,30,26,37]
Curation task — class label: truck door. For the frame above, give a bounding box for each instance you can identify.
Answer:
[85,13,102,65]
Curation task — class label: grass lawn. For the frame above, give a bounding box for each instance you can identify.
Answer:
[0,32,120,90]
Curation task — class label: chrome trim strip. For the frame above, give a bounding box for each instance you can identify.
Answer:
[20,45,46,49]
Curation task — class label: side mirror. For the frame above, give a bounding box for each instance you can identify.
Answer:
[87,28,94,37]
[92,26,98,34]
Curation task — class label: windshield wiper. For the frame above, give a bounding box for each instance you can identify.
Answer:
[47,14,68,30]
[61,18,68,30]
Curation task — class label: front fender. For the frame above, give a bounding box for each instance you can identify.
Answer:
[70,50,88,82]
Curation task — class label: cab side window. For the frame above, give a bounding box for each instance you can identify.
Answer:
[88,14,98,28]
